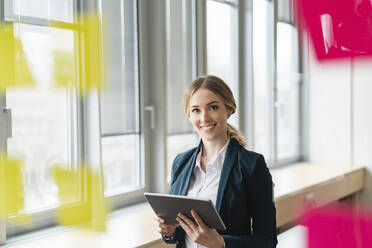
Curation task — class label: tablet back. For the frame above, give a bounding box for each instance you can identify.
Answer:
[144,192,226,231]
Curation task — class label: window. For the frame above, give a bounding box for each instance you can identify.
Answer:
[253,0,274,161]
[0,0,304,244]
[99,0,141,197]
[1,0,79,239]
[253,0,301,166]
[166,0,199,183]
[11,0,74,23]
[276,22,300,161]
[205,0,239,127]
[7,24,76,212]
[275,0,301,163]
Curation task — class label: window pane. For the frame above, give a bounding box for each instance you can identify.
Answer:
[166,0,194,135]
[167,134,198,182]
[100,0,139,135]
[6,24,76,212]
[253,0,273,161]
[11,0,74,23]
[276,23,300,160]
[206,0,239,127]
[100,0,141,195]
[101,135,140,195]
[166,0,197,182]
[277,0,293,23]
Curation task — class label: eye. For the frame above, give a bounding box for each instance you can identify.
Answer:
[191,108,200,113]
[209,105,219,111]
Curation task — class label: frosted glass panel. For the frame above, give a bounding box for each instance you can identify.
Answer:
[7,24,76,212]
[276,23,300,160]
[102,135,140,195]
[12,0,74,23]
[100,0,139,135]
[253,0,273,161]
[206,0,239,127]
[100,0,141,196]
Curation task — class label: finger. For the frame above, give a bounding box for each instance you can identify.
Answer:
[178,213,197,231]
[158,226,168,234]
[159,223,175,230]
[157,217,165,223]
[155,217,162,224]
[159,223,169,229]
[159,225,175,236]
[177,216,193,235]
[191,210,207,229]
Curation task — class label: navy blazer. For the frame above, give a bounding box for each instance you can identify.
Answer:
[163,138,277,248]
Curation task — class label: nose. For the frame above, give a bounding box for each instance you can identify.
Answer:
[200,109,210,122]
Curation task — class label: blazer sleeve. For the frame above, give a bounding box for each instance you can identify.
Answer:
[161,225,184,244]
[222,154,278,248]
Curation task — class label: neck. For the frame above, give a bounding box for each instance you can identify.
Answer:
[201,136,229,159]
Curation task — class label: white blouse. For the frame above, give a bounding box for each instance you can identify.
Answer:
[184,140,229,248]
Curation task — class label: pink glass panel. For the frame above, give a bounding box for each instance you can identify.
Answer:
[301,204,372,248]
[297,0,372,60]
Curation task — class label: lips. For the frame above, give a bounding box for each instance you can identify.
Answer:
[199,123,217,130]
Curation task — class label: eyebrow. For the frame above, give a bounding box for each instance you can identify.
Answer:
[190,101,220,108]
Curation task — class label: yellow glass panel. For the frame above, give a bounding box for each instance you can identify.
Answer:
[51,14,106,94]
[0,154,30,225]
[53,165,108,231]
[0,24,35,92]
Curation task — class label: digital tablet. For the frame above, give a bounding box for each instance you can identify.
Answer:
[144,192,226,231]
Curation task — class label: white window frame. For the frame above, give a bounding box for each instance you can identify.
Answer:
[200,0,303,167]
[164,0,198,190]
[0,0,104,240]
[97,0,147,210]
[0,0,171,242]
[1,2,7,244]
[0,0,305,243]
[272,0,302,166]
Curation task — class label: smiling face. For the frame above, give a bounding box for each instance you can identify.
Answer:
[188,88,232,144]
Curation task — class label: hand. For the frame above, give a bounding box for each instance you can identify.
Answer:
[177,210,224,248]
[155,216,178,238]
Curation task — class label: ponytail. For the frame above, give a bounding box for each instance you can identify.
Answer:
[227,123,247,147]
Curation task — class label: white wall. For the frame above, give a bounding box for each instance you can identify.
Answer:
[353,59,372,206]
[307,44,372,206]
[307,46,352,164]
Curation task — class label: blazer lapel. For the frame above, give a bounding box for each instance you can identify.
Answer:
[215,139,239,212]
[179,140,202,196]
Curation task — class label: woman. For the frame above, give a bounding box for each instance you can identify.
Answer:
[156,75,277,248]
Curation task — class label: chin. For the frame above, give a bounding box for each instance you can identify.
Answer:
[200,133,217,142]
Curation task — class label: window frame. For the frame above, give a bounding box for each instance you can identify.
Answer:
[0,0,100,239]
[0,1,160,240]
[0,3,7,242]
[250,0,302,167]
[164,0,199,189]
[272,0,302,166]
[97,0,146,210]
[205,0,240,128]
[0,0,306,243]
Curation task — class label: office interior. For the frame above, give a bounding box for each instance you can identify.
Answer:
[0,0,371,247]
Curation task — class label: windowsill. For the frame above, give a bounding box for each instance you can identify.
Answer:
[271,162,365,227]
[3,163,365,248]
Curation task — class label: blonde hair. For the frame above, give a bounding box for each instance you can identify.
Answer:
[184,75,247,147]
